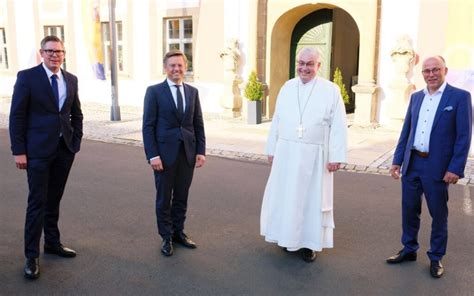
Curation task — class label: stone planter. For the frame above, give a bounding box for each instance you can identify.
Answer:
[247,100,262,124]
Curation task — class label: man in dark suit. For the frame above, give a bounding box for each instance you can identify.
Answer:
[9,35,83,279]
[142,50,206,257]
[387,56,472,278]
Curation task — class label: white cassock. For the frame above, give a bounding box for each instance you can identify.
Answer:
[260,76,348,251]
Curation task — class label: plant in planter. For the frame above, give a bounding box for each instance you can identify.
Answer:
[333,67,350,105]
[244,71,264,124]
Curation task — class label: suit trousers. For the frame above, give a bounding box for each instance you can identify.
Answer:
[401,154,449,261]
[24,137,75,258]
[154,143,194,239]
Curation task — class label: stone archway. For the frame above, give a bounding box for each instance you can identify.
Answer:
[266,1,377,122]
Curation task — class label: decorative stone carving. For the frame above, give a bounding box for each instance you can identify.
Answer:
[219,38,241,73]
[219,38,242,117]
[388,35,417,122]
[390,35,417,83]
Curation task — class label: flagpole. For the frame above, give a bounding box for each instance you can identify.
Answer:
[108,0,121,121]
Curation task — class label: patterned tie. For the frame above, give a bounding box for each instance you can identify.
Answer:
[175,85,184,118]
[51,74,59,103]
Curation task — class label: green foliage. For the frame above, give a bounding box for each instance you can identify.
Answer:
[244,71,264,101]
[333,67,350,104]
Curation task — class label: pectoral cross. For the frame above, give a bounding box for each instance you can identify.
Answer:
[297,124,305,138]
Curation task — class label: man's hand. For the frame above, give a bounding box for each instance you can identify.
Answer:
[443,171,459,184]
[390,165,401,179]
[196,154,206,168]
[14,154,27,170]
[268,155,274,164]
[150,157,164,171]
[327,162,341,172]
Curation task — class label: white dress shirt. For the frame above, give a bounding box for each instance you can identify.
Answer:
[166,78,186,111]
[42,63,66,111]
[413,81,447,152]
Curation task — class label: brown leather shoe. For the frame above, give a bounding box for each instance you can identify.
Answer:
[301,248,317,262]
[44,244,76,258]
[173,232,197,249]
[24,258,40,279]
[430,260,444,278]
[386,250,416,264]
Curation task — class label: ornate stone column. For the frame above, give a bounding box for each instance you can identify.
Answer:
[219,38,242,117]
[388,35,417,123]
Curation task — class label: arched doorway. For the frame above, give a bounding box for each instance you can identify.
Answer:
[289,8,360,111]
[290,9,333,79]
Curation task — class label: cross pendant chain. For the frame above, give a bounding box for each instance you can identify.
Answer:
[296,79,317,139]
[297,124,305,138]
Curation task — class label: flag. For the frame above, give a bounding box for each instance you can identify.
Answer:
[82,0,106,80]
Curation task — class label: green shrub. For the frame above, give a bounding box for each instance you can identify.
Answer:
[333,67,350,104]
[244,71,264,101]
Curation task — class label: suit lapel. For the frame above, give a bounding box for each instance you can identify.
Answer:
[61,69,72,112]
[37,64,58,107]
[183,83,192,115]
[162,80,181,120]
[412,91,424,129]
[431,84,452,130]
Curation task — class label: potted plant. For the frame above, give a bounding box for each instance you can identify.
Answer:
[244,71,264,124]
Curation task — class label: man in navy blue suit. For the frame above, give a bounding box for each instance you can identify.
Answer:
[387,56,472,278]
[9,35,83,279]
[142,50,206,257]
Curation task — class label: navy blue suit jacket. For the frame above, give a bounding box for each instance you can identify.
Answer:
[142,80,206,166]
[9,64,83,158]
[393,84,472,180]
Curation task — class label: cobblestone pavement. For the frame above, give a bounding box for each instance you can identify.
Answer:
[1,96,473,185]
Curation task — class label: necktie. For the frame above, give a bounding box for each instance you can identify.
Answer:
[51,74,59,103]
[175,85,184,117]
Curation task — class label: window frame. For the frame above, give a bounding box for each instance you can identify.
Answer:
[0,28,8,70]
[165,17,193,73]
[101,21,125,75]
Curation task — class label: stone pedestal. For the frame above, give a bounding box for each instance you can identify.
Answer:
[388,81,415,123]
[352,82,378,126]
[220,73,242,118]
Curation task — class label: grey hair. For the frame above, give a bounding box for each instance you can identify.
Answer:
[297,47,321,63]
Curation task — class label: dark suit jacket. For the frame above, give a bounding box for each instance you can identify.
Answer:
[393,83,472,180]
[142,80,206,166]
[9,64,83,158]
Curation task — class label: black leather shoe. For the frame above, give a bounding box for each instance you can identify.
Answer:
[173,232,197,249]
[161,238,173,256]
[24,258,40,279]
[386,250,417,264]
[44,244,76,258]
[430,260,444,278]
[301,248,317,262]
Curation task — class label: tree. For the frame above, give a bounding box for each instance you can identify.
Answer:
[333,67,350,104]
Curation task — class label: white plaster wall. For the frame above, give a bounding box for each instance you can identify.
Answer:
[13,0,37,70]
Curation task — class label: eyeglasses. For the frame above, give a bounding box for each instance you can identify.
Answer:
[297,61,317,68]
[421,67,441,75]
[42,49,65,56]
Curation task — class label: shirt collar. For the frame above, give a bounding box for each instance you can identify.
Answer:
[423,81,447,96]
[167,78,183,88]
[42,63,63,81]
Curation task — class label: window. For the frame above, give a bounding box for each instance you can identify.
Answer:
[0,28,8,70]
[43,25,66,70]
[166,18,193,72]
[101,21,124,74]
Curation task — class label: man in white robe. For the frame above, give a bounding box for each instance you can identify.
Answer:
[260,47,348,262]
